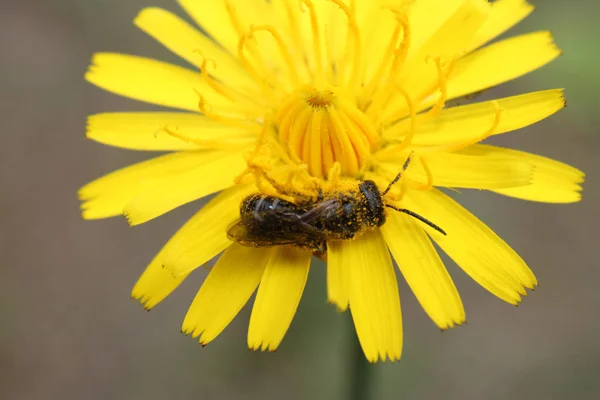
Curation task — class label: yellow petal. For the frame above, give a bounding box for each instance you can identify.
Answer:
[182,244,272,345]
[466,0,534,52]
[403,189,537,305]
[177,0,265,56]
[341,229,402,363]
[131,185,253,309]
[359,1,416,86]
[134,7,255,88]
[327,239,350,311]
[462,145,585,203]
[179,0,307,92]
[445,31,561,101]
[268,0,315,84]
[403,0,465,61]
[79,150,224,220]
[385,89,566,145]
[163,184,255,277]
[123,151,247,225]
[377,151,533,190]
[381,212,465,330]
[131,256,188,311]
[87,112,257,151]
[398,0,491,100]
[248,246,311,352]
[85,53,239,113]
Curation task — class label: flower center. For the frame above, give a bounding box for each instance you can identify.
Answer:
[275,86,379,178]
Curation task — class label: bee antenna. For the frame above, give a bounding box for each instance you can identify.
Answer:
[385,204,447,235]
[382,152,413,196]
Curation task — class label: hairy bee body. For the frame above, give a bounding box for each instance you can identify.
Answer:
[227,181,387,253]
[228,156,446,255]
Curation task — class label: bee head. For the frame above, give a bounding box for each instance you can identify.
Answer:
[358,180,386,227]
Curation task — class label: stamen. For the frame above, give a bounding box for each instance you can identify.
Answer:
[304,109,324,177]
[198,58,264,114]
[158,126,251,151]
[300,0,325,86]
[328,107,360,175]
[370,85,415,160]
[249,25,301,86]
[192,89,259,130]
[279,157,320,197]
[286,142,304,166]
[387,9,411,82]
[389,86,416,152]
[412,153,434,191]
[238,111,321,199]
[320,117,335,173]
[336,110,371,164]
[276,87,376,179]
[277,101,306,144]
[288,106,313,159]
[423,56,453,119]
[237,32,279,103]
[224,0,245,37]
[283,0,311,78]
[397,179,409,201]
[336,98,379,146]
[327,161,342,186]
[248,153,318,201]
[363,19,403,98]
[381,55,454,126]
[363,6,411,109]
[225,3,279,90]
[326,0,362,87]
[235,115,273,185]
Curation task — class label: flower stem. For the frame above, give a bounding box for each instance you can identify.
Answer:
[346,312,371,400]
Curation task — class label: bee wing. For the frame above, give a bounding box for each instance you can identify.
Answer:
[227,220,302,247]
[297,199,340,224]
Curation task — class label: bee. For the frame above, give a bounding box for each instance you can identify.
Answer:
[227,155,446,256]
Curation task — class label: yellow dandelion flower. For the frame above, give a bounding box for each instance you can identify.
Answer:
[80,0,584,362]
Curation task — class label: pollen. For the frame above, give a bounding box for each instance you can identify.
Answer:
[275,86,379,178]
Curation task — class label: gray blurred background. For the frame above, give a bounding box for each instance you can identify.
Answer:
[1,0,599,399]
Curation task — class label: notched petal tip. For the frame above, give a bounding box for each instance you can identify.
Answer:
[198,336,208,347]
[381,354,402,363]
[248,343,265,352]
[439,318,468,332]
[84,53,108,79]
[130,292,154,311]
[247,341,278,353]
[122,208,138,227]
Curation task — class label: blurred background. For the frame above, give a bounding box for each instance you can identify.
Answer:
[1,0,598,399]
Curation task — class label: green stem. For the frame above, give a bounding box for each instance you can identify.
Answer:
[346,312,371,400]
